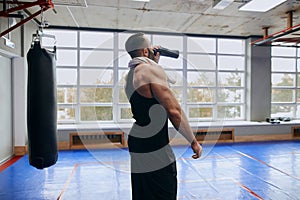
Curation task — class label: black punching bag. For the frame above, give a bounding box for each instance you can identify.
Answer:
[27,41,58,169]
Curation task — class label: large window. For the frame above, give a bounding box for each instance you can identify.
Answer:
[44,30,246,124]
[271,47,300,118]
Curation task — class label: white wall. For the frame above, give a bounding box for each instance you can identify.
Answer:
[0,55,13,162]
[12,57,27,147]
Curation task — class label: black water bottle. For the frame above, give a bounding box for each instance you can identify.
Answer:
[154,47,179,59]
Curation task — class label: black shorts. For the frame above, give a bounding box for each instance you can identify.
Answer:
[131,162,177,200]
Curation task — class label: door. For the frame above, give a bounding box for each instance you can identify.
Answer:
[0,55,13,163]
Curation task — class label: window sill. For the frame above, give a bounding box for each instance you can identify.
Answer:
[57,120,300,131]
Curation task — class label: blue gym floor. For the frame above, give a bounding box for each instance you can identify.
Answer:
[0,141,300,200]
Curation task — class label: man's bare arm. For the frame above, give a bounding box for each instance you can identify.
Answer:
[148,66,202,159]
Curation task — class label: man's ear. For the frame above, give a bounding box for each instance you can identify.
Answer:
[143,48,149,57]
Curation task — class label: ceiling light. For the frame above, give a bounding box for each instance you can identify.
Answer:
[213,0,234,10]
[239,0,288,12]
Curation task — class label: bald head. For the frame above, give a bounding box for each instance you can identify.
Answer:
[125,32,150,58]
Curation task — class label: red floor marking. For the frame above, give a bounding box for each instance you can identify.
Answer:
[0,156,22,172]
[234,149,300,181]
[234,181,264,200]
[57,163,79,200]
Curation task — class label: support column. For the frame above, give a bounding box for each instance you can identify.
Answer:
[246,37,271,121]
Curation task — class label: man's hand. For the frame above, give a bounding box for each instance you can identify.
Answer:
[191,140,202,159]
[152,45,160,63]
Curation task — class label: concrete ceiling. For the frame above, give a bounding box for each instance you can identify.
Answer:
[21,0,300,37]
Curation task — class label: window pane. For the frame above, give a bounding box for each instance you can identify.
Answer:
[218,56,244,71]
[56,50,77,66]
[187,88,214,103]
[218,72,244,87]
[119,51,131,67]
[296,106,300,118]
[57,88,77,103]
[80,88,113,103]
[272,47,296,57]
[80,50,113,67]
[166,70,183,86]
[152,35,183,51]
[44,30,77,47]
[189,107,213,118]
[217,106,241,119]
[187,71,215,86]
[272,58,295,72]
[218,39,244,54]
[80,32,113,49]
[170,87,183,103]
[80,69,113,85]
[272,89,294,103]
[218,89,243,103]
[297,90,300,102]
[57,69,77,85]
[187,54,216,70]
[118,70,128,86]
[159,57,183,69]
[80,106,112,121]
[272,74,295,87]
[188,37,216,53]
[271,105,293,118]
[58,107,75,121]
[121,107,132,119]
[119,87,129,103]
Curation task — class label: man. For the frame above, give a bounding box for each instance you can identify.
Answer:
[125,32,202,200]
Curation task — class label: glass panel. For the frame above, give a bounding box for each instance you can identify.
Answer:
[218,56,244,71]
[217,106,241,119]
[80,50,113,67]
[297,75,300,87]
[57,69,77,85]
[152,35,183,51]
[272,58,296,72]
[80,32,113,49]
[44,30,77,47]
[80,87,113,103]
[56,50,77,66]
[218,89,243,103]
[272,74,295,87]
[272,89,294,103]
[218,39,244,54]
[57,88,77,103]
[119,51,131,67]
[272,47,296,57]
[296,105,300,118]
[187,54,216,70]
[189,107,213,118]
[297,90,300,102]
[58,107,75,121]
[165,70,183,86]
[187,37,216,53]
[170,87,183,103]
[80,106,113,121]
[187,71,215,86]
[119,87,129,103]
[187,88,214,103]
[159,57,183,70]
[271,105,294,118]
[121,107,132,119]
[218,72,244,87]
[119,70,128,86]
[80,69,113,85]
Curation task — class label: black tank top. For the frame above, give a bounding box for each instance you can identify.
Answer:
[125,68,170,153]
